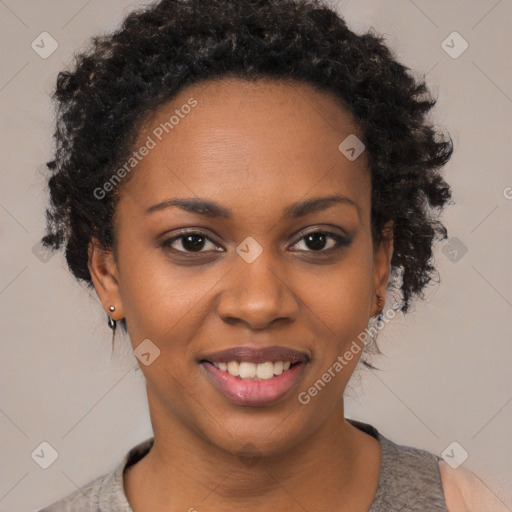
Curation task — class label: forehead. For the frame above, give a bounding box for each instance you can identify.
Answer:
[120,77,371,222]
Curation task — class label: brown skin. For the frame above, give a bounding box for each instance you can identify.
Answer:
[88,78,393,511]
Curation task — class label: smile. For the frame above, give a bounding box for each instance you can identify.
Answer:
[199,345,309,406]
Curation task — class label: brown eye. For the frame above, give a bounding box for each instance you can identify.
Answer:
[289,231,351,252]
[161,231,221,253]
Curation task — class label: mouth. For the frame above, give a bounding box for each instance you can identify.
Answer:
[199,346,309,406]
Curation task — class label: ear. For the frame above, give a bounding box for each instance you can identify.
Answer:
[372,220,394,316]
[88,238,124,320]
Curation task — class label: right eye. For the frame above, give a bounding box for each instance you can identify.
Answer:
[160,230,224,253]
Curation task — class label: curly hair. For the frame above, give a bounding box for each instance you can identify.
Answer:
[41,0,453,345]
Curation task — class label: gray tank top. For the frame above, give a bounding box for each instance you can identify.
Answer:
[39,419,449,511]
[347,419,449,511]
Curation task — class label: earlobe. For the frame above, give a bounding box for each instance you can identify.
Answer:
[372,221,394,315]
[87,238,124,319]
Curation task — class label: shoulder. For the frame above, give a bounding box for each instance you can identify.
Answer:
[439,461,509,512]
[365,431,449,511]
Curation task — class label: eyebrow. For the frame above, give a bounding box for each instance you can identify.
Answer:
[145,193,360,220]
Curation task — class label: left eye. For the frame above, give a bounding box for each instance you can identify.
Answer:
[289,231,349,252]
[161,230,350,254]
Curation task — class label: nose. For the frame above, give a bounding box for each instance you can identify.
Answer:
[216,252,299,331]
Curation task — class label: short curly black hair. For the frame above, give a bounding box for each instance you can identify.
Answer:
[41,0,453,340]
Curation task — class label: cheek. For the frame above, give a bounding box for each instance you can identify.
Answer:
[115,238,173,337]
[307,244,374,338]
[116,242,217,344]
[297,259,373,408]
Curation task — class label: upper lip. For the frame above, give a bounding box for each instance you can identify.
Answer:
[199,345,310,365]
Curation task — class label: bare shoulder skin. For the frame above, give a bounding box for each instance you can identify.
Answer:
[439,461,510,511]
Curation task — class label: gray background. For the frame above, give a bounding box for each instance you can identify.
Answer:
[0,0,511,510]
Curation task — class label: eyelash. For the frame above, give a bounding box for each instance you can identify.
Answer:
[160,229,351,255]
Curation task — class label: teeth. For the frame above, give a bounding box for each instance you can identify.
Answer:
[212,360,295,380]
[239,362,256,378]
[273,361,284,375]
[227,361,239,376]
[256,361,274,379]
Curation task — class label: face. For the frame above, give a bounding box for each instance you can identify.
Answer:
[89,77,393,457]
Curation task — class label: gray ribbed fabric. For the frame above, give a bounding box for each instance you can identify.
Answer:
[38,419,449,511]
[348,419,449,512]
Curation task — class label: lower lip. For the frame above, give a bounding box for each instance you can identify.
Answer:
[201,362,307,406]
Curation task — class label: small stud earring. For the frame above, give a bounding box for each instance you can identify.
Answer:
[107,306,116,331]
[376,295,384,320]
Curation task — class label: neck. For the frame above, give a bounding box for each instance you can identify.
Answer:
[124,399,380,511]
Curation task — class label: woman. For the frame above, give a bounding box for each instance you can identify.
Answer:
[38,0,503,510]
